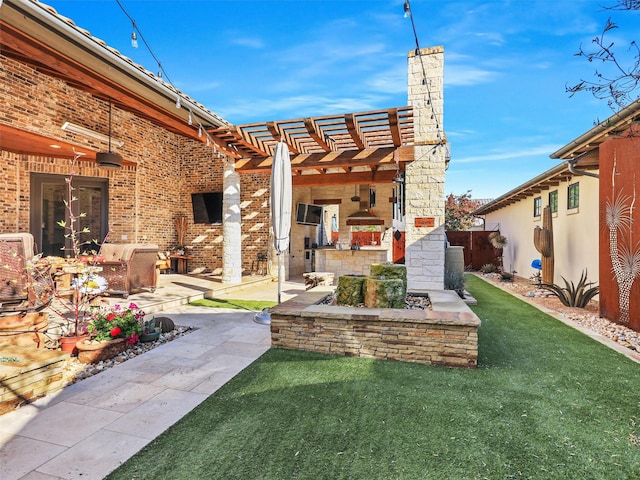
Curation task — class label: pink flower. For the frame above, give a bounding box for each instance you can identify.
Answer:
[110,326,121,337]
[126,332,139,344]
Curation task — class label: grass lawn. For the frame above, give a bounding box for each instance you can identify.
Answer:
[189,297,277,311]
[107,275,640,479]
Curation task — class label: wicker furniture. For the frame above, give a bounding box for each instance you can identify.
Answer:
[0,233,52,312]
[96,244,159,298]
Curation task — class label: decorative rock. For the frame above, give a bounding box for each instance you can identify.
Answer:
[370,264,407,296]
[155,316,175,333]
[363,277,405,308]
[336,275,366,306]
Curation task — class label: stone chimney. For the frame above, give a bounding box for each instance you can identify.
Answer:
[405,46,446,291]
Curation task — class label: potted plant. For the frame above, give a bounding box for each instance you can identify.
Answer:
[140,316,162,343]
[76,302,144,363]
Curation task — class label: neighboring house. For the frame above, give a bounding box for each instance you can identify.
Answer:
[1,0,449,290]
[473,162,600,285]
[475,99,640,330]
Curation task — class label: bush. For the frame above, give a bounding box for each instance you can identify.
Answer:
[480,263,497,273]
[444,271,465,292]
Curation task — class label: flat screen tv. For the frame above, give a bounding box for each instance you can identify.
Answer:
[191,192,223,224]
[296,203,322,225]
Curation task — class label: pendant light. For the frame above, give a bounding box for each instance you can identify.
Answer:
[96,100,123,168]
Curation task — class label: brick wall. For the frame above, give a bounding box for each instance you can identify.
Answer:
[1,53,268,274]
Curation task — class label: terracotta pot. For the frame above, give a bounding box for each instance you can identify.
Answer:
[59,334,89,355]
[76,337,126,364]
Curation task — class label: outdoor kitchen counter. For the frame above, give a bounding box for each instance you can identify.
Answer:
[315,247,391,281]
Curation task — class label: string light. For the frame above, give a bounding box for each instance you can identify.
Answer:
[115,0,224,155]
[403,0,443,143]
[131,29,138,48]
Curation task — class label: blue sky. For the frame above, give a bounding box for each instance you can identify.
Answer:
[47,0,640,199]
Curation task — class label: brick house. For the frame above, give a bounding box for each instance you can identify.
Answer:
[1,0,449,291]
[475,99,640,330]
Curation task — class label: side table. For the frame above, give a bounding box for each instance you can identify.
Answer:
[170,254,192,274]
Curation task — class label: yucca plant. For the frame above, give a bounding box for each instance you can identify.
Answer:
[541,270,599,308]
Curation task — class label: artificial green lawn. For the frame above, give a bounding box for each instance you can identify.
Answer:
[189,297,277,311]
[107,275,640,479]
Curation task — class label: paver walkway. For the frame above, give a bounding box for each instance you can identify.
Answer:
[0,276,306,480]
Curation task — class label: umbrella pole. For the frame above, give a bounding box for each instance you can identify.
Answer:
[277,252,282,304]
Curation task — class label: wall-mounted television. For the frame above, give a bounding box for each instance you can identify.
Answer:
[191,192,223,224]
[296,203,323,225]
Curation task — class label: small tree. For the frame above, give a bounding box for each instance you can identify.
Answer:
[445,191,481,231]
[567,0,640,110]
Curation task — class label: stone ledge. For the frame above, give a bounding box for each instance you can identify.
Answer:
[270,286,480,368]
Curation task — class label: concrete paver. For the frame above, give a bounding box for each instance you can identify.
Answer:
[0,275,305,480]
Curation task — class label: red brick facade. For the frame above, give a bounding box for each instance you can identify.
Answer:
[1,53,268,274]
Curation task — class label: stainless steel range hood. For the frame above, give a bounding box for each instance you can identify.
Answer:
[347,185,383,225]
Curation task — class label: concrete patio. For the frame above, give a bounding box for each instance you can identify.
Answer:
[0,274,306,480]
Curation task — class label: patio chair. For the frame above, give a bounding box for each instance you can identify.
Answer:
[0,233,53,313]
[95,243,159,298]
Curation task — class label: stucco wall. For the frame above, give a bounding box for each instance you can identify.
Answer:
[484,172,599,285]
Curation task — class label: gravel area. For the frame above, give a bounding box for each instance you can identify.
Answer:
[478,273,640,354]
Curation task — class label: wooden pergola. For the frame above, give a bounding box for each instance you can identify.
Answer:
[214,107,416,186]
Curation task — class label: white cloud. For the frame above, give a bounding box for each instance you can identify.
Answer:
[445,64,498,86]
[231,37,264,49]
[454,144,562,164]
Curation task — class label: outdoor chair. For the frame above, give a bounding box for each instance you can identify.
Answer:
[0,232,53,313]
[95,243,159,298]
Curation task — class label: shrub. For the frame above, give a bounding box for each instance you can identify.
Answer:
[480,263,497,273]
[540,270,599,308]
[444,271,465,292]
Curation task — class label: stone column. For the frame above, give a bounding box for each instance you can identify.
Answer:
[405,46,446,291]
[222,160,242,284]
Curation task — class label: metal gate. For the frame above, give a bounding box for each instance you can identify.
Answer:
[445,231,501,270]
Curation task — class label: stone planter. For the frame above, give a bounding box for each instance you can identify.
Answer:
[0,312,49,348]
[76,337,126,364]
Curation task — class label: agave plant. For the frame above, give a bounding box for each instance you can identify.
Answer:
[541,270,599,308]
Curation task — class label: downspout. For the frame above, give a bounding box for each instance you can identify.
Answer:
[566,153,599,179]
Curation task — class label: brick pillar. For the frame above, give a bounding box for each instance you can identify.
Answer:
[405,46,446,291]
[222,160,242,284]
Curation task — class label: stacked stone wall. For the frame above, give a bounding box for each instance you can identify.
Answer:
[270,288,479,368]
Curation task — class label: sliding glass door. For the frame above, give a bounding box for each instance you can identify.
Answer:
[30,174,108,256]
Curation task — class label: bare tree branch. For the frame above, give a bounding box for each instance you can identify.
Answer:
[566,2,640,110]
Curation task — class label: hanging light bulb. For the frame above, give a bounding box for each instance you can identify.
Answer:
[198,125,202,137]
[131,30,138,48]
[188,110,193,125]
[403,0,411,18]
[176,95,181,109]
[206,135,210,147]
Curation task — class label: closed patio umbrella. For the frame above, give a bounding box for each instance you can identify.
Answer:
[255,141,292,325]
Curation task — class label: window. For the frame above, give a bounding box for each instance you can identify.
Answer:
[568,183,579,209]
[549,190,558,213]
[533,197,542,217]
[30,174,109,256]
